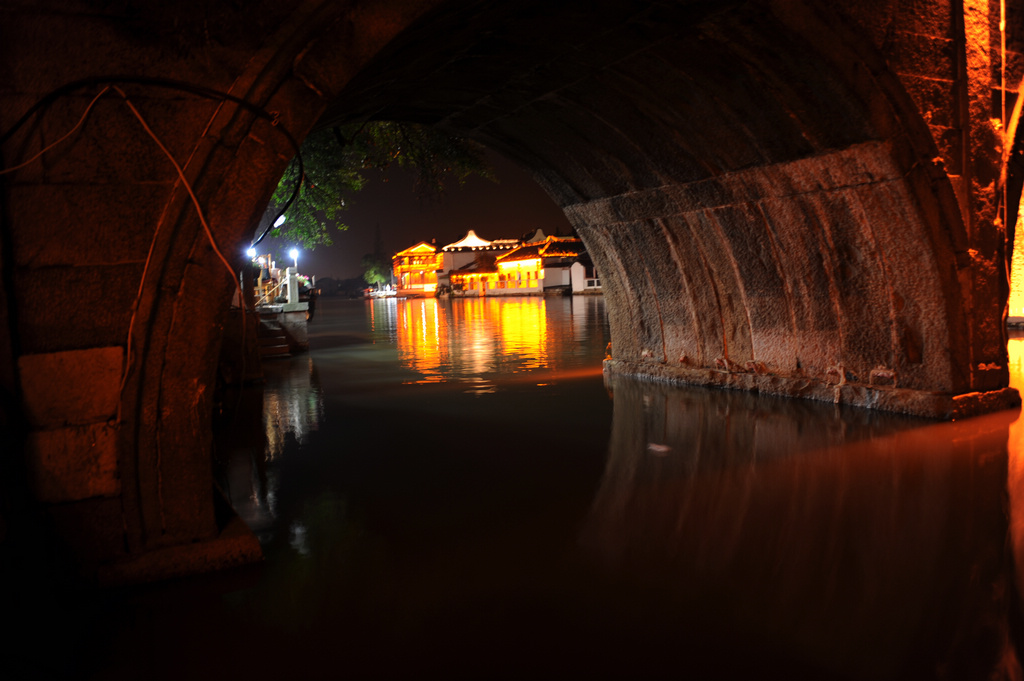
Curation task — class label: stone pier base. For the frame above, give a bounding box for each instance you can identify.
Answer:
[603,359,1022,420]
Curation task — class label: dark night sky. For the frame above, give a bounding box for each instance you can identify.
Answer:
[256,150,574,282]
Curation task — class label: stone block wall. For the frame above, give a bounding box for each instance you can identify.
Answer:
[2,0,1024,581]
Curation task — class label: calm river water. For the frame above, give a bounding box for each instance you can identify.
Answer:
[45,296,1024,678]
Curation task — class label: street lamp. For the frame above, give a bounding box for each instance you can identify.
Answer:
[289,248,299,270]
[246,247,256,259]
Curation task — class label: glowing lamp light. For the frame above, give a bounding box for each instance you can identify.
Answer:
[274,215,286,228]
[246,247,257,259]
[289,248,299,269]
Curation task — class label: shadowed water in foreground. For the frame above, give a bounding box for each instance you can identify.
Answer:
[26,298,1024,679]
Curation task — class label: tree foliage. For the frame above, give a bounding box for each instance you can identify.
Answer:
[263,121,494,249]
[361,224,390,288]
[361,254,390,288]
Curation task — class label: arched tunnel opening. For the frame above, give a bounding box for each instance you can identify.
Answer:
[5,0,1024,677]
[305,0,1017,419]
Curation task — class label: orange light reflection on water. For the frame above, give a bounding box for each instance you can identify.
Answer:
[498,298,548,371]
[396,298,451,383]
[395,297,555,385]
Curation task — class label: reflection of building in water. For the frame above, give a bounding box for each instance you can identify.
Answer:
[496,298,548,369]
[263,355,324,460]
[393,297,552,382]
[368,297,399,343]
[446,299,489,377]
[573,294,605,336]
[396,298,453,383]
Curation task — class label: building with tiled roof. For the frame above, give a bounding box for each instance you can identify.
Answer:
[438,230,520,281]
[451,234,598,296]
[392,240,443,296]
[396,230,601,298]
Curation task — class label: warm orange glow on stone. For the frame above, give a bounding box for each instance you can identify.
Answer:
[10,0,1024,588]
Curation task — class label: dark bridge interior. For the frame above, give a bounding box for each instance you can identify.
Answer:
[1,0,1022,588]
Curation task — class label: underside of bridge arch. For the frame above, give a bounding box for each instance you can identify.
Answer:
[2,0,1022,582]
[314,0,1017,417]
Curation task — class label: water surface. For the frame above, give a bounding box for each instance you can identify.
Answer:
[78,299,1024,678]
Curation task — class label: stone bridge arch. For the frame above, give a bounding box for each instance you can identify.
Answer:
[320,0,1008,418]
[1,0,1021,579]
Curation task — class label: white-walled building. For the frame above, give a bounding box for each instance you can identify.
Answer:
[435,230,520,290]
[451,235,595,296]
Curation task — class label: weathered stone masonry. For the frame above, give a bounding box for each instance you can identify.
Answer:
[1,0,1022,579]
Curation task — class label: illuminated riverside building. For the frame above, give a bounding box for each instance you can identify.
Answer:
[393,231,522,297]
[440,229,520,272]
[392,241,443,296]
[451,234,594,296]
[395,231,600,297]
